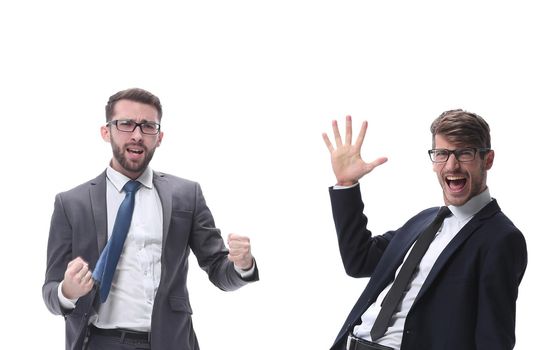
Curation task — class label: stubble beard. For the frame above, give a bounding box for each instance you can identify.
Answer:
[440,163,488,207]
[111,140,156,176]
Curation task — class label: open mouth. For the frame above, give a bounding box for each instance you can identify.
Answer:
[445,175,467,192]
[126,146,145,157]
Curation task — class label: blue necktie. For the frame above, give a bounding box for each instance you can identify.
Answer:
[93,180,142,303]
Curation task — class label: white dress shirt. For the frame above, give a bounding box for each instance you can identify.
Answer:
[58,166,163,331]
[349,187,492,349]
[92,166,163,331]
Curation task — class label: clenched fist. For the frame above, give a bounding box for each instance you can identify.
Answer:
[227,233,254,270]
[61,257,94,300]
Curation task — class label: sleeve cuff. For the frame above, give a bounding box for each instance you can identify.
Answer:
[57,281,78,310]
[333,182,359,190]
[234,259,256,279]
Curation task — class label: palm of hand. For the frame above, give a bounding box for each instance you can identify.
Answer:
[331,145,371,185]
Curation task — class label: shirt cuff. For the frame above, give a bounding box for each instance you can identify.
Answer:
[234,259,256,279]
[58,281,78,310]
[333,182,359,190]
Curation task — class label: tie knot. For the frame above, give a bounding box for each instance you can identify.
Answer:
[437,206,451,220]
[123,180,142,194]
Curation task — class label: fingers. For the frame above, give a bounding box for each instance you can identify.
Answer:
[324,116,353,153]
[82,271,95,290]
[227,233,253,270]
[62,257,94,299]
[322,132,334,153]
[75,268,94,290]
[227,233,250,253]
[344,115,352,146]
[354,120,368,149]
[326,115,358,148]
[66,256,87,275]
[76,265,93,285]
[371,157,389,168]
[364,157,389,174]
[332,119,342,147]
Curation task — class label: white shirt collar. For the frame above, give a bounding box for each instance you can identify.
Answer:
[448,188,492,222]
[106,166,154,192]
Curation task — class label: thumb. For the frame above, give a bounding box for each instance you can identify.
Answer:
[365,157,388,173]
[227,233,237,241]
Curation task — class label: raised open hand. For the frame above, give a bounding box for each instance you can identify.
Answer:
[322,115,388,186]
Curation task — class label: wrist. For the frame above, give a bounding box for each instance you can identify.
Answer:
[336,180,357,187]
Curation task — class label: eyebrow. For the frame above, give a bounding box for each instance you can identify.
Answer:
[116,118,157,123]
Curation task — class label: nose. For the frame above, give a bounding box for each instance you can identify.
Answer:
[444,153,460,170]
[130,124,144,141]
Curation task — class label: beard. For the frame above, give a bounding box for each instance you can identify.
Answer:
[439,163,488,206]
[110,139,156,176]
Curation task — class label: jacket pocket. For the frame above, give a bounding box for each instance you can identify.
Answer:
[169,295,193,314]
[171,210,193,219]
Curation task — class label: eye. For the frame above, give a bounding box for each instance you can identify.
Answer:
[142,122,157,131]
[434,150,449,159]
[457,148,476,160]
[141,122,159,133]
[118,120,134,127]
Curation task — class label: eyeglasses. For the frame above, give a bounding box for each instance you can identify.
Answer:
[428,147,490,163]
[107,119,161,135]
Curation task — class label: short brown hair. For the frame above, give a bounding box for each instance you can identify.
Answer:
[105,88,163,122]
[430,109,491,149]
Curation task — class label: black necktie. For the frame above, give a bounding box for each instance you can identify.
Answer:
[92,180,142,303]
[370,206,451,340]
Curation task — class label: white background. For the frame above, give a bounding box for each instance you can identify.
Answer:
[1,1,557,349]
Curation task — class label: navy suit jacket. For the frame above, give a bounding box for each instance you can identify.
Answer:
[43,171,258,350]
[329,185,527,350]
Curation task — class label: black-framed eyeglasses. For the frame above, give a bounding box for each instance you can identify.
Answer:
[107,119,161,135]
[428,147,490,163]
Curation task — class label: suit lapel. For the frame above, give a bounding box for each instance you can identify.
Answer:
[153,171,172,250]
[374,211,438,291]
[73,171,107,349]
[90,171,108,255]
[90,169,172,255]
[414,200,501,304]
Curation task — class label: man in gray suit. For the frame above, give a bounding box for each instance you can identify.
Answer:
[43,88,259,350]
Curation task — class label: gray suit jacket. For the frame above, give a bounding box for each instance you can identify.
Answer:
[43,171,258,350]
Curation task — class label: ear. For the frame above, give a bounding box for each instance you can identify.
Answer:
[484,150,495,170]
[156,131,164,147]
[101,124,111,142]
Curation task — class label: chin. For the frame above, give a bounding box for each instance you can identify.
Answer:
[443,193,469,207]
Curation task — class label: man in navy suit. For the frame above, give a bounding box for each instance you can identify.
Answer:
[43,88,259,350]
[322,110,527,350]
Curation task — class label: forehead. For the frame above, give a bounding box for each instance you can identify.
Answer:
[112,99,159,122]
[434,134,473,149]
